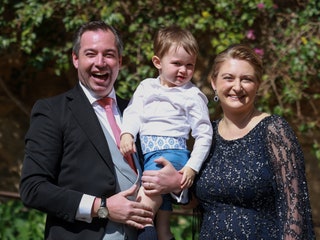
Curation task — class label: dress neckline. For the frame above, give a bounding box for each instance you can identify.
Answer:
[216,115,273,142]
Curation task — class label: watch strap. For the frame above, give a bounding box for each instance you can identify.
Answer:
[100,197,106,207]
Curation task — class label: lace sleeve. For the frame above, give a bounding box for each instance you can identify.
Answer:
[266,116,315,240]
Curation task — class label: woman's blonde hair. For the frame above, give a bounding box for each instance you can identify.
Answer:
[211,44,263,83]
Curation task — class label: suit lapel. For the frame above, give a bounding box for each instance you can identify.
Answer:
[66,85,115,173]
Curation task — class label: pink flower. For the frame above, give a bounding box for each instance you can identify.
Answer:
[254,48,264,56]
[246,30,256,40]
[257,3,265,9]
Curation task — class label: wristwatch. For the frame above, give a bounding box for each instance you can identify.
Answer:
[97,197,109,219]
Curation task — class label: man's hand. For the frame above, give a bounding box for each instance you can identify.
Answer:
[141,157,183,196]
[106,184,153,229]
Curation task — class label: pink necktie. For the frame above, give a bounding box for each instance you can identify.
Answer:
[98,97,137,174]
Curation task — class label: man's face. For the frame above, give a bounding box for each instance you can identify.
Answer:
[72,29,122,98]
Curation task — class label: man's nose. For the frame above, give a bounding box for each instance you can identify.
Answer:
[95,54,106,67]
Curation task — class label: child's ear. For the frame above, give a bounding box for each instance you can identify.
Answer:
[152,56,161,69]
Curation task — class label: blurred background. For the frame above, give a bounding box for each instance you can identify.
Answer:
[0,0,319,239]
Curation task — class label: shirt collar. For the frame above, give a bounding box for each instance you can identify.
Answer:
[79,81,117,105]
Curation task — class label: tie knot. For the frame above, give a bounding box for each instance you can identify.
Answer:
[98,97,113,108]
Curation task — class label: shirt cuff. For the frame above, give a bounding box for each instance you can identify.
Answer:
[170,189,189,204]
[75,194,95,223]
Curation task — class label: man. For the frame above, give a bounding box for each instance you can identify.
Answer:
[20,20,184,240]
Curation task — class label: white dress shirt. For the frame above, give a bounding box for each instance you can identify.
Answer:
[76,82,120,223]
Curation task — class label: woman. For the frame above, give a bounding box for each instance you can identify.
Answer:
[194,44,315,239]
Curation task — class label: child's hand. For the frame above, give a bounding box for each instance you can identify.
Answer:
[120,133,136,156]
[179,166,196,189]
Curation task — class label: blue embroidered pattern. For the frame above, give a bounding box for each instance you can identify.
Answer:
[140,135,187,154]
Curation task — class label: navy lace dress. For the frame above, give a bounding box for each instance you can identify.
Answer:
[194,115,315,240]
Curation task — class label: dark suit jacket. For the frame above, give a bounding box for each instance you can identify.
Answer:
[20,83,131,240]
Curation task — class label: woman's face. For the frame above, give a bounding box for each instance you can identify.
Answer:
[212,58,259,113]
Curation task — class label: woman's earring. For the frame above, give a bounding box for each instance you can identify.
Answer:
[213,90,219,102]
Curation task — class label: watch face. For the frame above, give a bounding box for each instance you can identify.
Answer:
[98,207,108,218]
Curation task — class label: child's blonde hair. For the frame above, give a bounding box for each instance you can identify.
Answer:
[153,25,199,58]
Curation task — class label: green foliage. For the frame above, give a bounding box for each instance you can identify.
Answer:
[1,0,320,165]
[0,200,45,240]
[0,1,319,238]
[312,141,320,168]
[1,0,319,158]
[0,200,194,239]
[170,207,198,240]
[1,0,318,116]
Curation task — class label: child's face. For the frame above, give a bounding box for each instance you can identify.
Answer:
[156,45,196,87]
